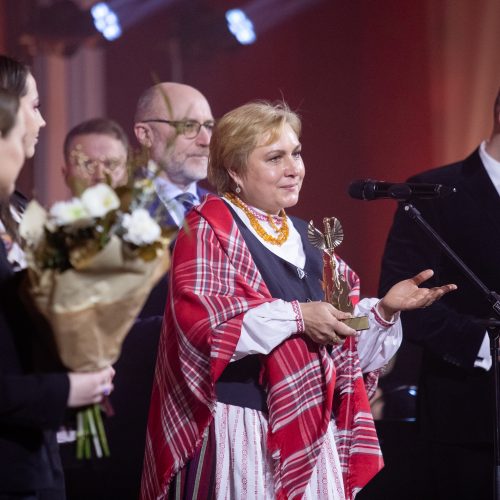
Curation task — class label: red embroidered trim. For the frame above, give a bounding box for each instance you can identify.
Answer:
[371,300,395,328]
[292,300,305,333]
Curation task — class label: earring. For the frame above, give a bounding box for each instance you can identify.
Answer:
[235,185,241,194]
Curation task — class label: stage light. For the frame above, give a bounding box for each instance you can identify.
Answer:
[225,9,256,45]
[91,2,122,41]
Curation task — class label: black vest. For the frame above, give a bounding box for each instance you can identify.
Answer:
[215,209,323,411]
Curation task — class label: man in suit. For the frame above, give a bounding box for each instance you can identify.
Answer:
[59,117,130,500]
[60,92,213,496]
[133,82,213,232]
[102,84,214,499]
[372,90,500,499]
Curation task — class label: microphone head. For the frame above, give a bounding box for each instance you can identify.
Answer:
[348,179,391,200]
[347,180,368,200]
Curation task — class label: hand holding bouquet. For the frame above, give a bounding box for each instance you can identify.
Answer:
[19,176,174,457]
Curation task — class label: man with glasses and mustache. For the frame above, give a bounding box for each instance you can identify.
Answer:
[62,117,129,192]
[59,117,131,500]
[134,82,214,228]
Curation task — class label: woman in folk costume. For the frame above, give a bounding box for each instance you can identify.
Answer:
[141,101,456,500]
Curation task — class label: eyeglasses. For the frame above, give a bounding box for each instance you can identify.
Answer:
[70,146,126,174]
[76,158,125,174]
[141,119,215,139]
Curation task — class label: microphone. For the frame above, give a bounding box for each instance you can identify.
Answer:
[348,179,456,201]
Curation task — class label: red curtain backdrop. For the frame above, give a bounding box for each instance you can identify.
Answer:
[6,0,500,296]
[105,0,490,295]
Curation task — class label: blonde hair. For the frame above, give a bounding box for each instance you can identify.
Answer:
[208,101,301,193]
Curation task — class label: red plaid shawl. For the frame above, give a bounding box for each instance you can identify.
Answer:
[141,195,382,500]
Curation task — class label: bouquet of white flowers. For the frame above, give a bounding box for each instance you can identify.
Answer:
[19,177,174,458]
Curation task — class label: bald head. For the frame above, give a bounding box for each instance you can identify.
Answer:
[134,82,213,189]
[135,82,209,123]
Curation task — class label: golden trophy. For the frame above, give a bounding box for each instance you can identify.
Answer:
[308,217,369,331]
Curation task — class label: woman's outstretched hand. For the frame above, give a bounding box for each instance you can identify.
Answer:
[377,269,457,321]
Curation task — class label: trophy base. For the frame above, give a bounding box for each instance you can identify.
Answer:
[341,315,369,331]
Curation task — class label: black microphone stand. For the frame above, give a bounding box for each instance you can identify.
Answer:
[403,202,500,500]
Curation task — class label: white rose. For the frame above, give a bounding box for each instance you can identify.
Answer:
[81,183,120,218]
[121,208,161,245]
[49,198,91,226]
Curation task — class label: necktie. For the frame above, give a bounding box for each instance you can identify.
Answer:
[175,192,197,215]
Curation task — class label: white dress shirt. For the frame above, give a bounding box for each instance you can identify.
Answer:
[224,197,402,373]
[153,177,200,227]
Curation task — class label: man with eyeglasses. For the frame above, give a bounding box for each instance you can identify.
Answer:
[59,117,131,499]
[62,117,129,193]
[81,83,216,500]
[134,81,214,227]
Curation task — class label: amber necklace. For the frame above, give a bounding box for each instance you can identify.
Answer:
[224,192,289,246]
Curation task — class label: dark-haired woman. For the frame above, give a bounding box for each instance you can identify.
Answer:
[0,57,114,500]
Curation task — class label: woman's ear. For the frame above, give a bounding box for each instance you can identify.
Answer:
[227,169,242,187]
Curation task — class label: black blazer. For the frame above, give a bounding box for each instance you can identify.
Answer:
[379,148,499,444]
[0,242,69,493]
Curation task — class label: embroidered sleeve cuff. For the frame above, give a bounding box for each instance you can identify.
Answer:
[371,300,400,328]
[292,300,305,333]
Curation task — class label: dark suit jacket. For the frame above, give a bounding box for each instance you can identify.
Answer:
[0,242,69,494]
[379,148,498,444]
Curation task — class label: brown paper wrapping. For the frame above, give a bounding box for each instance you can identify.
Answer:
[26,235,170,371]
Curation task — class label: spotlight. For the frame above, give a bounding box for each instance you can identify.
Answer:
[225,9,256,45]
[91,2,122,41]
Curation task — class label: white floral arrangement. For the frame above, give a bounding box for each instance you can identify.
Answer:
[23,178,170,272]
[19,175,174,459]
